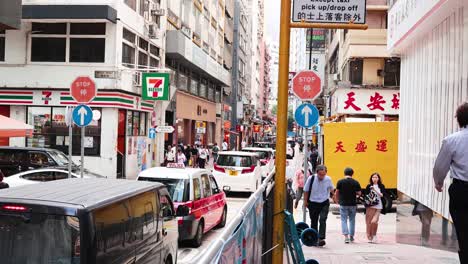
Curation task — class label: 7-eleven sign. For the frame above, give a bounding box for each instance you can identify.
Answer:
[142,73,170,101]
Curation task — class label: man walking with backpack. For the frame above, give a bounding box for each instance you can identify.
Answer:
[334,167,362,243]
[303,165,335,247]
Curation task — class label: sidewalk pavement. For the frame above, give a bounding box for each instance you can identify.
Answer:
[291,203,460,264]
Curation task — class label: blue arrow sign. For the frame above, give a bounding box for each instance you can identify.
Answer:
[294,103,319,128]
[72,104,93,127]
[148,128,156,139]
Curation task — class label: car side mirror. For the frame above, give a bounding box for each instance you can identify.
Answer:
[176,205,190,217]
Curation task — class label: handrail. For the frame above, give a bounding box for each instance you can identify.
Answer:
[193,168,276,263]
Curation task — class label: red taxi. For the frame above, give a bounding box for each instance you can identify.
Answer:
[137,164,227,247]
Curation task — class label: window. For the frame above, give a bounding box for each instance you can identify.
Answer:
[126,111,147,136]
[159,194,174,220]
[125,0,137,10]
[193,178,202,200]
[31,38,66,62]
[384,58,401,86]
[217,155,253,167]
[129,191,158,239]
[0,30,5,61]
[138,178,189,202]
[0,215,80,263]
[70,38,105,62]
[199,79,207,98]
[122,43,135,66]
[349,59,363,85]
[29,152,51,166]
[26,107,101,156]
[122,28,161,70]
[209,175,220,194]
[94,200,132,259]
[201,174,212,197]
[189,73,199,94]
[31,22,106,63]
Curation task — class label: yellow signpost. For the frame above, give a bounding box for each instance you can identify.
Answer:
[273,1,369,263]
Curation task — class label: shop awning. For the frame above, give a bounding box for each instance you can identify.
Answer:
[0,115,34,137]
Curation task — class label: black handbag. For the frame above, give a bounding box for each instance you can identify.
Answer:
[364,189,379,206]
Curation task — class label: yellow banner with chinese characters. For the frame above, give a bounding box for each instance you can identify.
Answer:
[323,122,399,190]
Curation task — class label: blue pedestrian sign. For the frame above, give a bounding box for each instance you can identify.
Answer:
[72,104,93,127]
[294,103,319,128]
[148,128,156,139]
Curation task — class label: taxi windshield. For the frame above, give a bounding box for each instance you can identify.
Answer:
[138,177,188,202]
[0,213,80,264]
[243,150,268,159]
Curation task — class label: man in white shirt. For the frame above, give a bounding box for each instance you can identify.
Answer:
[303,165,335,247]
[222,140,228,151]
[433,102,468,263]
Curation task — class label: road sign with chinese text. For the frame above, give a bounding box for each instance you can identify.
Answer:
[71,76,96,103]
[292,0,367,24]
[155,126,174,133]
[142,73,170,101]
[292,71,322,100]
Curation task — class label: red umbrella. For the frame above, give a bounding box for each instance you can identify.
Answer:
[0,115,34,137]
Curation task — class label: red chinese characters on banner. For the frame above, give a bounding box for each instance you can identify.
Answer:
[376,139,388,152]
[391,93,400,109]
[344,92,362,111]
[333,139,390,153]
[355,140,367,152]
[335,141,346,153]
[367,92,386,111]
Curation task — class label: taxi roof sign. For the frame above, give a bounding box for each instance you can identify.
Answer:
[166,163,185,169]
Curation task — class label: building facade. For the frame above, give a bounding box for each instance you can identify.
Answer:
[325,0,400,122]
[389,0,467,251]
[229,0,250,148]
[165,0,231,147]
[0,0,168,179]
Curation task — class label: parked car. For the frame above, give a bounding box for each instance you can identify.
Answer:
[137,166,227,247]
[213,151,263,193]
[0,178,178,264]
[0,147,79,177]
[3,168,106,188]
[253,141,275,149]
[241,147,275,178]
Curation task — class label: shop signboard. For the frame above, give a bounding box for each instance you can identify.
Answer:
[142,73,170,101]
[292,0,367,24]
[331,89,400,115]
[155,126,175,133]
[195,121,206,134]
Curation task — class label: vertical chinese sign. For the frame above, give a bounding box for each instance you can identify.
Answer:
[323,122,399,191]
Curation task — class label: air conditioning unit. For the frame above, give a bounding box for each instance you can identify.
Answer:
[151,4,165,17]
[148,25,160,39]
[133,72,142,87]
[377,69,386,77]
[332,73,340,81]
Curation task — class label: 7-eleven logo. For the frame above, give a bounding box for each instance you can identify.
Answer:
[146,77,165,98]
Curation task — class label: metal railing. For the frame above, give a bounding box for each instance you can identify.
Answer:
[192,169,276,264]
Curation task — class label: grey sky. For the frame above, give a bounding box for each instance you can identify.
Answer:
[264,0,281,43]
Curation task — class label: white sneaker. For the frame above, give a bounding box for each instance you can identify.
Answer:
[372,236,378,243]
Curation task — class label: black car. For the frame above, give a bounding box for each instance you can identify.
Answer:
[0,147,79,177]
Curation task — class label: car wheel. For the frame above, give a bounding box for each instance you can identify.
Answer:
[190,221,204,247]
[217,206,228,228]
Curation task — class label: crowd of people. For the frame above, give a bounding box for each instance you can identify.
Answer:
[163,141,223,169]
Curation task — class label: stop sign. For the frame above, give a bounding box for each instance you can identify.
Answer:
[71,76,96,103]
[292,70,322,100]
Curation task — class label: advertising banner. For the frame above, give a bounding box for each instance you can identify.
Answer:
[323,122,399,190]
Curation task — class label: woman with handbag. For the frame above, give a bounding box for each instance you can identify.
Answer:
[364,172,387,243]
